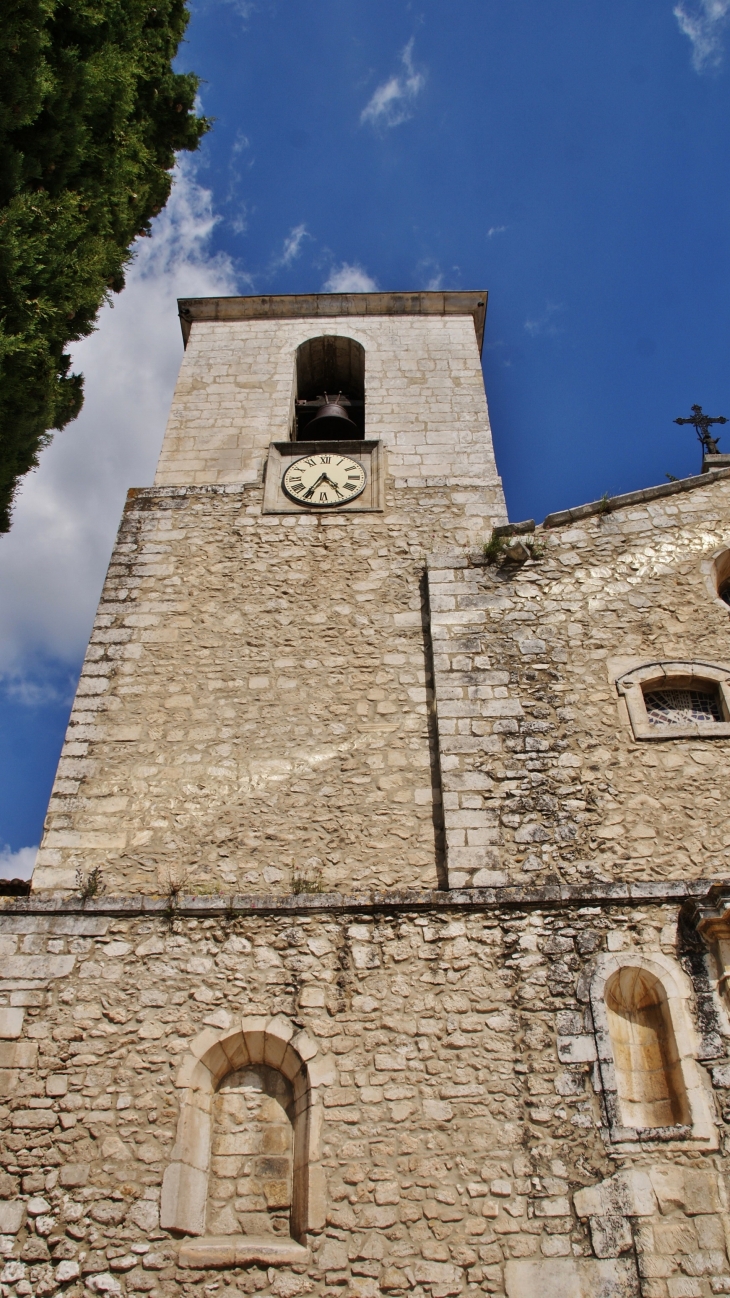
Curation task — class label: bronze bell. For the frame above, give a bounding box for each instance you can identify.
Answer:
[307,392,358,439]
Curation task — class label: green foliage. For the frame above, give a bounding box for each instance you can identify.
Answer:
[291,866,326,895]
[0,0,209,530]
[76,863,103,900]
[483,530,545,565]
[483,532,507,564]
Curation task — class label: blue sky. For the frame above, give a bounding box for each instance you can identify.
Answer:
[1,0,729,871]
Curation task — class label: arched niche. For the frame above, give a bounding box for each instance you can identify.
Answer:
[589,953,717,1148]
[208,1064,294,1238]
[294,335,365,439]
[161,1015,333,1267]
[604,966,689,1129]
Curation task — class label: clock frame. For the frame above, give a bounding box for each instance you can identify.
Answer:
[263,440,385,514]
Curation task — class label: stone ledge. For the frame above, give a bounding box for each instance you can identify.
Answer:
[177,1235,310,1269]
[542,465,730,530]
[2,877,720,920]
[125,483,259,503]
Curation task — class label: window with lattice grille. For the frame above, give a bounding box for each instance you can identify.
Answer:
[643,687,723,727]
[617,662,730,739]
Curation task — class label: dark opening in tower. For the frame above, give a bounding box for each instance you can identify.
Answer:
[294,336,365,440]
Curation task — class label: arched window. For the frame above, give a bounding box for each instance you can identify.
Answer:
[294,336,365,439]
[604,966,689,1130]
[615,661,730,739]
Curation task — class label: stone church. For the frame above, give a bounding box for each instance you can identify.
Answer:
[3,289,730,1298]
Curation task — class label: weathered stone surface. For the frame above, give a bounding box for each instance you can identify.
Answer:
[6,295,730,1298]
[178,1235,309,1268]
[0,1200,25,1234]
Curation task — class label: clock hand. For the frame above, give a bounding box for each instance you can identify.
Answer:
[320,474,344,497]
[302,473,327,500]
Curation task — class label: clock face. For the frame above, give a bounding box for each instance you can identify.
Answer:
[282,452,367,508]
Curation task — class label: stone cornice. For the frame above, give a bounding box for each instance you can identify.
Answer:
[177,290,488,353]
[2,878,721,920]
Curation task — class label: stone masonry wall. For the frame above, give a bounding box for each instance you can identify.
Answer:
[428,473,730,890]
[154,317,501,495]
[1,898,729,1298]
[34,475,505,898]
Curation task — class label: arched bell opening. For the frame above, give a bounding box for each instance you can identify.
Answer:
[605,966,690,1130]
[208,1064,295,1239]
[294,335,365,440]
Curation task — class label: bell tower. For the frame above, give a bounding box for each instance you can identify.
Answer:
[8,292,730,1298]
[33,291,507,898]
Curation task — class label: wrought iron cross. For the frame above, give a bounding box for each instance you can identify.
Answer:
[674,404,728,456]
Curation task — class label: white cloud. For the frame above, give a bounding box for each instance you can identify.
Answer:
[361,38,426,129]
[0,158,239,680]
[415,257,443,290]
[277,223,310,268]
[0,845,37,881]
[487,226,507,238]
[323,263,378,292]
[674,0,730,70]
[525,302,566,338]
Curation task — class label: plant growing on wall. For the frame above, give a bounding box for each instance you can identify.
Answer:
[0,0,209,531]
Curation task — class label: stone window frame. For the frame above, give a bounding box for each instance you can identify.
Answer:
[615,660,730,740]
[701,546,730,611]
[589,952,717,1149]
[161,1014,334,1269]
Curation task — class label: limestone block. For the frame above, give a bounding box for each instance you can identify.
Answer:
[505,1257,639,1297]
[0,1010,24,1039]
[413,1260,461,1294]
[306,1162,327,1231]
[280,1042,306,1083]
[2,956,75,980]
[241,1016,268,1064]
[588,1215,634,1258]
[55,1261,80,1283]
[683,1170,721,1215]
[574,1171,656,1220]
[170,1102,211,1171]
[58,1163,89,1188]
[160,1161,207,1235]
[175,1055,213,1091]
[177,1235,310,1268]
[681,1251,728,1276]
[11,1109,56,1130]
[263,1015,295,1068]
[0,1069,18,1096]
[218,1028,250,1072]
[557,1035,597,1064]
[307,1052,337,1089]
[0,1201,25,1234]
[317,1237,349,1270]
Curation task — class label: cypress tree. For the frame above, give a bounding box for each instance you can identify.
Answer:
[0,0,209,531]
